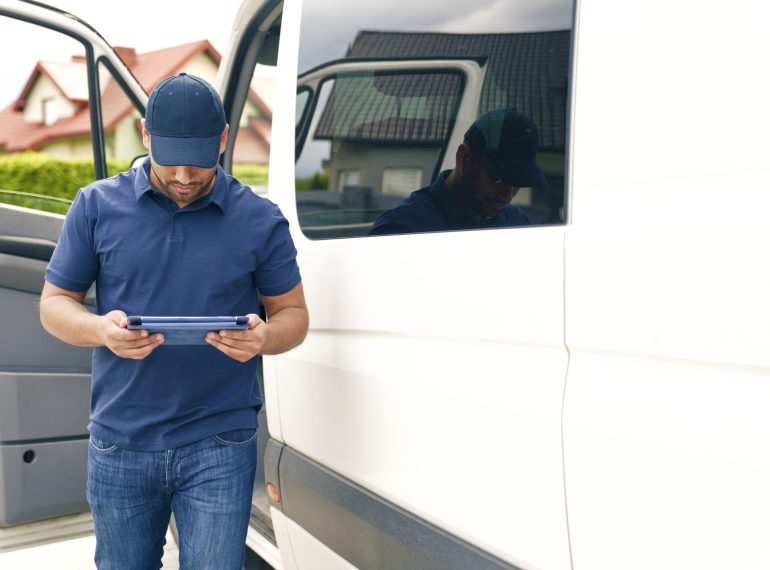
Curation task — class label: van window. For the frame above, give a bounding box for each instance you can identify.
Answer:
[295,0,574,239]
[0,20,94,214]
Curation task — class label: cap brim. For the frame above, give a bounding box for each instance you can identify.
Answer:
[497,159,549,190]
[150,134,221,168]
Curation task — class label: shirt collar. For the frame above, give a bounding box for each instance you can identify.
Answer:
[429,169,506,229]
[133,159,228,213]
[429,170,477,226]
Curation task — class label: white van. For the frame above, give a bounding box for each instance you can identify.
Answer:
[0,0,768,569]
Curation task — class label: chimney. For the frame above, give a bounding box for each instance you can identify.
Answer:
[113,47,137,68]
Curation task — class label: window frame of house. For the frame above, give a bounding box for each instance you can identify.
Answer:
[41,97,57,126]
[382,167,423,197]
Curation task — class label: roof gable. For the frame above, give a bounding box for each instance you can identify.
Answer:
[12,60,89,112]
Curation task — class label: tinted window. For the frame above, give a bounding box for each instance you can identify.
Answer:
[296,71,465,239]
[296,0,574,239]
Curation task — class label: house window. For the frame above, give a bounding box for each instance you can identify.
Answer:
[337,170,361,192]
[382,168,422,196]
[42,97,57,126]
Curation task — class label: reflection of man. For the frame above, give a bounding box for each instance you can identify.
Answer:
[39,74,308,569]
[369,108,548,235]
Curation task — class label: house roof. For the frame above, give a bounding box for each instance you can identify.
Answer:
[0,40,223,153]
[313,30,571,150]
[12,60,90,111]
[315,72,464,144]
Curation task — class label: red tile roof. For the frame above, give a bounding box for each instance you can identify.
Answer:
[0,40,222,153]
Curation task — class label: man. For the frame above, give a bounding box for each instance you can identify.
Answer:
[368,108,548,235]
[39,73,308,569]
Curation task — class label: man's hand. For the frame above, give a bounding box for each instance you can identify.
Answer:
[206,313,267,363]
[99,310,164,359]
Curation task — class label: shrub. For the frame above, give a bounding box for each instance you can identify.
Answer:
[0,152,130,201]
[0,154,271,214]
[232,164,269,186]
[295,171,329,191]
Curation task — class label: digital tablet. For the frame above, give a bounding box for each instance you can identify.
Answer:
[126,316,249,345]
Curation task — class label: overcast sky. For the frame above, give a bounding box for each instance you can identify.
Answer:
[299,0,572,72]
[0,0,242,108]
[0,0,573,107]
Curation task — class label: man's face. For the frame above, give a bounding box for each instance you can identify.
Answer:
[148,160,217,206]
[458,154,519,220]
[141,120,227,207]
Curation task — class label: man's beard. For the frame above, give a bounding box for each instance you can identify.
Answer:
[150,166,216,205]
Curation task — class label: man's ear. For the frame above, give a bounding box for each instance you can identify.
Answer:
[218,125,230,155]
[455,142,471,172]
[141,119,150,151]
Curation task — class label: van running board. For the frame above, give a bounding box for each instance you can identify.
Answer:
[0,511,93,554]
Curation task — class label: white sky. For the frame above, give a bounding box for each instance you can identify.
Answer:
[0,0,243,108]
[299,0,572,72]
[0,0,574,107]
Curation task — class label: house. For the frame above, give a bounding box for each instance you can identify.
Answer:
[0,41,273,164]
[307,30,570,223]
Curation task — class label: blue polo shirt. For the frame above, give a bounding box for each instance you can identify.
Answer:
[369,170,530,236]
[45,161,301,451]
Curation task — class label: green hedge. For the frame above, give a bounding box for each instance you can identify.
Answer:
[296,171,329,191]
[0,153,270,214]
[232,164,269,186]
[0,152,130,201]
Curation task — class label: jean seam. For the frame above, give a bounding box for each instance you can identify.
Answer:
[89,438,118,454]
[212,430,257,447]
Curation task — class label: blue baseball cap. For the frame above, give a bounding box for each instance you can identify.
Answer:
[464,108,549,190]
[145,73,226,168]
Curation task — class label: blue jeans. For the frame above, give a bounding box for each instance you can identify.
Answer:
[87,429,257,570]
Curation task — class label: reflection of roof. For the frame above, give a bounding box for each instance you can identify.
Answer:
[332,30,571,149]
[314,72,463,144]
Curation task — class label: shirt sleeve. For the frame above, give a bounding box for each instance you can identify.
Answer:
[45,190,99,292]
[254,205,301,297]
[368,209,412,236]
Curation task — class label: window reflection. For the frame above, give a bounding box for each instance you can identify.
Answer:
[295,72,464,239]
[296,0,574,239]
[369,108,546,235]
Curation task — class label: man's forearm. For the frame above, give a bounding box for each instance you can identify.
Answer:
[261,307,309,355]
[40,295,104,347]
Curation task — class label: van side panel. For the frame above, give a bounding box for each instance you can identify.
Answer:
[564,0,770,568]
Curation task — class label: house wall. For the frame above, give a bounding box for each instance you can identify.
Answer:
[240,97,271,127]
[24,75,78,124]
[41,136,92,159]
[329,144,439,196]
[177,53,218,84]
[112,110,145,161]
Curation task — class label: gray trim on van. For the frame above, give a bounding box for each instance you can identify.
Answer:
[265,439,520,570]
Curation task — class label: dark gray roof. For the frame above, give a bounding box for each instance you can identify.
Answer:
[314,72,463,144]
[314,30,570,149]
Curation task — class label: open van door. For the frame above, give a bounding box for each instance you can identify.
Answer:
[0,0,147,548]
[219,0,573,567]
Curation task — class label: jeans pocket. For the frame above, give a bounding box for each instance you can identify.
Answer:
[213,428,257,447]
[89,434,118,454]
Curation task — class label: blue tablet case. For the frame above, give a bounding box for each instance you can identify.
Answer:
[126,316,249,345]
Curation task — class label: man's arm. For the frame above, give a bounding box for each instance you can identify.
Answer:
[39,281,164,359]
[206,282,309,362]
